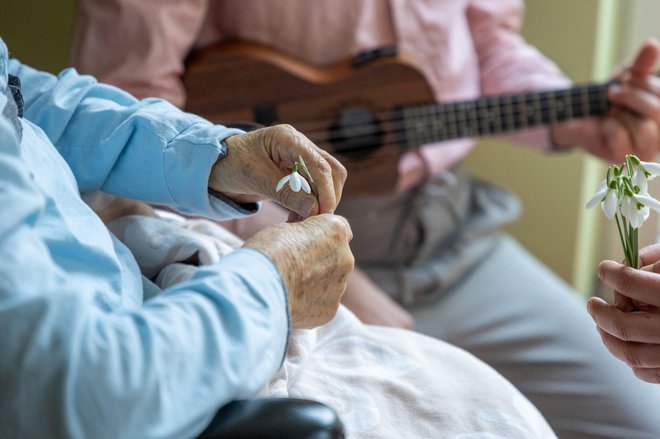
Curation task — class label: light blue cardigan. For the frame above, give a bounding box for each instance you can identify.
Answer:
[0,38,289,439]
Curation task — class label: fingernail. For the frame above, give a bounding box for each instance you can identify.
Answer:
[586,299,594,315]
[609,84,622,95]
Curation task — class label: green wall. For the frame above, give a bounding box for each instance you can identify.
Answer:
[464,0,617,294]
[1,0,75,72]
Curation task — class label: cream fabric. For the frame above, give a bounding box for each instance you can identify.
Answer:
[112,211,555,438]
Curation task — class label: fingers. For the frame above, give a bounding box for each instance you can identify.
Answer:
[554,120,627,163]
[266,125,330,216]
[632,367,660,384]
[639,243,660,266]
[607,85,660,161]
[614,290,635,312]
[608,107,659,161]
[611,39,659,82]
[219,125,347,219]
[574,40,660,162]
[587,296,660,343]
[609,83,660,127]
[272,179,319,219]
[603,39,660,160]
[287,211,304,223]
[629,38,660,79]
[303,213,354,242]
[600,117,634,161]
[243,153,319,219]
[572,85,660,162]
[593,326,660,384]
[589,298,660,384]
[291,214,354,329]
[595,324,660,368]
[627,74,660,100]
[316,148,347,207]
[598,260,660,307]
[268,125,347,215]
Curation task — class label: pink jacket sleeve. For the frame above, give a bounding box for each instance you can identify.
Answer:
[467,0,571,148]
[69,0,209,108]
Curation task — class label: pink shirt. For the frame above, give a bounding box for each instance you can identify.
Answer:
[70,0,569,190]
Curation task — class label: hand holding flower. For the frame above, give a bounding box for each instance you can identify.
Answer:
[587,244,660,384]
[587,155,660,383]
[209,125,346,218]
[276,155,320,198]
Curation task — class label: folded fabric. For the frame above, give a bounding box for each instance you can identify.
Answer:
[107,212,240,278]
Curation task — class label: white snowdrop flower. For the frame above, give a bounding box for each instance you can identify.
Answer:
[639,160,660,180]
[631,205,650,229]
[586,180,618,219]
[601,189,619,220]
[585,180,607,210]
[632,170,648,194]
[632,193,660,215]
[276,170,311,194]
[620,196,650,229]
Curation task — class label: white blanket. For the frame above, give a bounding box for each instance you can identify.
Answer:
[110,213,556,438]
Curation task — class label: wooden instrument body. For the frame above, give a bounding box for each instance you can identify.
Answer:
[183,42,434,194]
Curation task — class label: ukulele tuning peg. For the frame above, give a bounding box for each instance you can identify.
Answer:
[352,46,398,68]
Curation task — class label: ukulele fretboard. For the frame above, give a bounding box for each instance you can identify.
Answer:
[400,83,610,147]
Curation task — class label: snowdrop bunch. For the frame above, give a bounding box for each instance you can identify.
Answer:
[586,154,660,268]
[275,155,319,198]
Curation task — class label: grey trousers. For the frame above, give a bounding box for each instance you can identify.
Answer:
[338,170,660,439]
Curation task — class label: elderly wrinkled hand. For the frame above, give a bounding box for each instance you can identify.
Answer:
[552,39,660,162]
[587,243,660,384]
[243,214,354,329]
[209,124,347,219]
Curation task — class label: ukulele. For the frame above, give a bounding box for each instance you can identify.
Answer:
[183,42,610,195]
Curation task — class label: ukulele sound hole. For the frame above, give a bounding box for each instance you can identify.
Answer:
[329,107,383,159]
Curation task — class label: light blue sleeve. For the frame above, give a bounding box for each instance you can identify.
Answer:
[8,58,254,220]
[0,118,290,438]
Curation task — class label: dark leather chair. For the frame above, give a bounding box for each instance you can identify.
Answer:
[197,398,345,439]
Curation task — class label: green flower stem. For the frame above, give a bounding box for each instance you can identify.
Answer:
[615,213,639,269]
[628,222,638,269]
[614,213,632,267]
[296,156,320,200]
[632,227,639,269]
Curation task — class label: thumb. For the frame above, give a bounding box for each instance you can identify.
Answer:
[265,170,319,219]
[276,187,319,219]
[630,38,659,79]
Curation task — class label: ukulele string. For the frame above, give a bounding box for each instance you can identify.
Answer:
[313,88,610,155]
[301,92,610,151]
[288,86,610,147]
